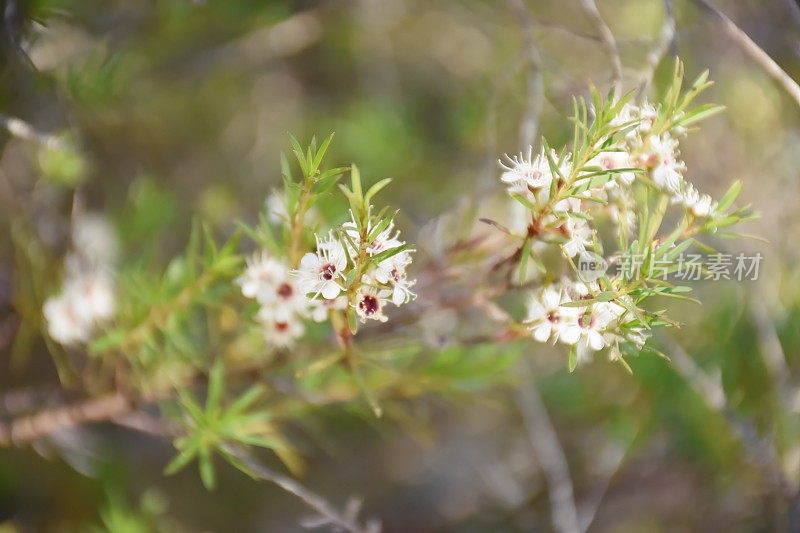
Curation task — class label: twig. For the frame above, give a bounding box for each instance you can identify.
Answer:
[637,0,676,95]
[578,0,623,95]
[749,295,797,407]
[507,0,544,149]
[0,114,66,149]
[692,0,800,108]
[221,444,378,533]
[664,337,726,411]
[515,358,580,533]
[663,337,794,500]
[0,392,132,446]
[577,433,635,532]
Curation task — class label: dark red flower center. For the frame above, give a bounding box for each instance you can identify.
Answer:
[275,322,289,332]
[321,263,336,281]
[277,282,293,299]
[359,295,380,316]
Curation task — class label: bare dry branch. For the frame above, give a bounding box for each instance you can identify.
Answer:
[664,337,795,500]
[637,0,676,95]
[222,444,379,533]
[507,0,545,149]
[0,392,132,446]
[0,114,66,149]
[578,0,623,94]
[516,359,580,533]
[692,0,800,107]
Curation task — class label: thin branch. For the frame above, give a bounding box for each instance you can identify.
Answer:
[0,392,132,446]
[664,337,794,500]
[221,444,378,533]
[515,359,580,533]
[508,0,544,149]
[749,295,797,407]
[692,0,800,107]
[578,0,623,95]
[0,114,66,149]
[577,435,633,532]
[637,0,676,95]
[664,337,726,411]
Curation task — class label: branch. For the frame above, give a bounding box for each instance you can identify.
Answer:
[664,337,794,500]
[579,0,623,94]
[637,0,676,95]
[515,359,580,533]
[0,114,66,149]
[221,444,379,533]
[748,295,797,407]
[507,0,545,149]
[692,0,800,108]
[0,392,132,446]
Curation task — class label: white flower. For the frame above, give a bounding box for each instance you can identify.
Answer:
[342,211,406,257]
[552,196,582,214]
[676,182,717,218]
[526,285,578,342]
[561,218,593,258]
[294,234,348,299]
[608,188,637,233]
[237,251,287,303]
[354,285,390,322]
[260,316,304,348]
[499,148,569,200]
[611,101,657,137]
[266,191,290,224]
[67,271,116,323]
[586,151,635,187]
[71,213,118,267]
[43,293,92,345]
[43,271,115,345]
[256,278,307,323]
[559,304,617,363]
[306,295,348,323]
[372,250,416,306]
[642,134,685,194]
[266,191,319,226]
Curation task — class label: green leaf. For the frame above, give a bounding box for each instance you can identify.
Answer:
[199,447,216,490]
[510,193,535,210]
[716,179,742,213]
[518,239,531,283]
[350,164,363,199]
[165,439,200,475]
[364,178,392,204]
[369,243,410,265]
[288,134,309,177]
[311,132,335,174]
[568,346,578,372]
[206,360,226,415]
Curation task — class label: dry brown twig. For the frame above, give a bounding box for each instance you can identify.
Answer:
[692,0,800,107]
[0,114,66,149]
[578,0,622,94]
[638,0,677,95]
[515,358,581,533]
[222,444,380,533]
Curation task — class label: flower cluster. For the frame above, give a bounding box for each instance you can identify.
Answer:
[495,68,747,368]
[617,100,717,217]
[294,211,415,324]
[44,214,117,345]
[237,251,344,348]
[525,281,647,366]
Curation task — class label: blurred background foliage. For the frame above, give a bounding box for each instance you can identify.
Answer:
[1,0,800,531]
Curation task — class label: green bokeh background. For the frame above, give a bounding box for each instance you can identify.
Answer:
[1,0,800,530]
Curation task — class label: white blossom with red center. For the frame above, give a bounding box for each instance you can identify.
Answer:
[294,233,347,300]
